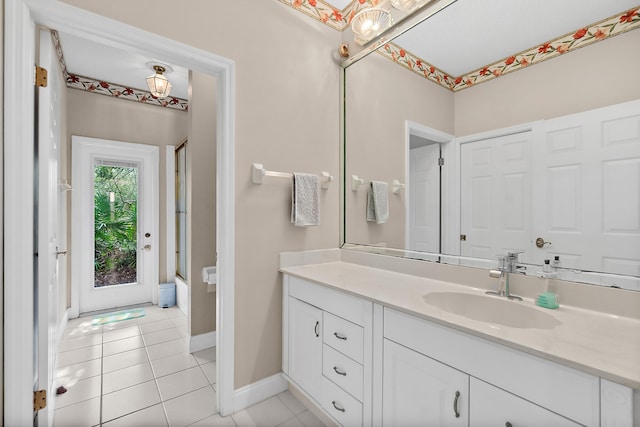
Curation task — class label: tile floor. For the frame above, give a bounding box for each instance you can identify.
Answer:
[54,305,324,427]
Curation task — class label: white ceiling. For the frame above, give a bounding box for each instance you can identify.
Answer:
[393,0,639,76]
[57,31,190,99]
[55,0,637,98]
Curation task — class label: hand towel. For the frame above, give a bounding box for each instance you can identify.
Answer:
[366,180,389,224]
[291,173,320,227]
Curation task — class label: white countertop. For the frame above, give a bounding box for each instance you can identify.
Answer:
[281,260,640,389]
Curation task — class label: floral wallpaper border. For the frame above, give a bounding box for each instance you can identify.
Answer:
[281,1,640,92]
[374,6,640,92]
[278,0,381,31]
[50,30,189,112]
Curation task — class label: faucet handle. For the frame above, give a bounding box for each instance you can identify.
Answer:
[507,251,524,259]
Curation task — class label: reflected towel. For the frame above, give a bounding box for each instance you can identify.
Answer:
[366,180,389,224]
[291,173,320,227]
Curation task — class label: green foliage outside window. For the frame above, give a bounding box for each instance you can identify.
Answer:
[94,165,138,286]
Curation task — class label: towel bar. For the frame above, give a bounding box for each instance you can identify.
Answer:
[353,175,404,193]
[392,179,405,194]
[252,163,333,189]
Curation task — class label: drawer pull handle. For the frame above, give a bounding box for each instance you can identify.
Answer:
[333,332,347,341]
[453,391,461,418]
[314,321,319,337]
[331,401,346,413]
[333,366,347,376]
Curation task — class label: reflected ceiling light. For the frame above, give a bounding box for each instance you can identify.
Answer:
[351,8,391,44]
[146,64,172,98]
[390,0,422,12]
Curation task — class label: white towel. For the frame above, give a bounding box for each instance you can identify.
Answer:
[366,181,389,224]
[291,173,320,227]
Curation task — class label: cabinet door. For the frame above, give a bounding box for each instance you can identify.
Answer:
[383,339,468,426]
[470,378,581,427]
[289,297,323,401]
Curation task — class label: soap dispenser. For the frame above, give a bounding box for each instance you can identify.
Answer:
[536,259,560,309]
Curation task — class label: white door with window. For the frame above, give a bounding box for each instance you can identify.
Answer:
[72,136,159,315]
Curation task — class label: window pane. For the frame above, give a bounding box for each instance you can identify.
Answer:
[94,164,138,287]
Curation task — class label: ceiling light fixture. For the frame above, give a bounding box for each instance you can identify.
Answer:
[390,0,422,12]
[146,64,172,98]
[351,7,392,45]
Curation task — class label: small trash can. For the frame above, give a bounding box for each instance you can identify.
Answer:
[159,282,176,308]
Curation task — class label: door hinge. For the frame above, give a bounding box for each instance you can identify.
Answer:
[460,234,467,241]
[33,389,47,412]
[35,66,48,87]
[438,157,444,166]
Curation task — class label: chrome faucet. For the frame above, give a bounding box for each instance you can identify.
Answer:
[486,252,523,301]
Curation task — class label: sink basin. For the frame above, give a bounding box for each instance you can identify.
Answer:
[423,292,561,329]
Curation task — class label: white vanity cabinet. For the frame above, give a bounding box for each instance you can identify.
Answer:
[283,275,373,427]
[383,307,600,427]
[383,339,468,426]
[282,272,636,427]
[288,297,323,402]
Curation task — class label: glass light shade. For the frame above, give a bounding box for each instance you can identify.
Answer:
[390,0,422,12]
[351,8,391,44]
[146,67,172,98]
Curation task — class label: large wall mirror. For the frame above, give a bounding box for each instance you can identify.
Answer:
[343,0,640,291]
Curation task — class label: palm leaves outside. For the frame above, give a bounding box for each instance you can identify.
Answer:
[94,165,138,287]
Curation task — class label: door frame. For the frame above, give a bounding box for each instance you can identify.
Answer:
[3,0,236,422]
[403,121,454,254]
[71,136,159,315]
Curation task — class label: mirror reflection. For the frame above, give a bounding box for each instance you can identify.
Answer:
[344,0,640,290]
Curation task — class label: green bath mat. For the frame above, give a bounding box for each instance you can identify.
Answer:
[91,307,146,325]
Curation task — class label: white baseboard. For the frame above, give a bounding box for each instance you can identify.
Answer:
[175,277,188,316]
[233,373,288,413]
[57,309,69,346]
[189,331,216,353]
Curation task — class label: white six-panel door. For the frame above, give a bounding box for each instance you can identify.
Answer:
[409,144,441,253]
[459,100,640,277]
[531,101,640,275]
[460,132,532,262]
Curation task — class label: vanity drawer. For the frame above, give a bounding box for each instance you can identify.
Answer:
[288,276,371,326]
[321,376,363,427]
[323,312,364,364]
[322,344,364,402]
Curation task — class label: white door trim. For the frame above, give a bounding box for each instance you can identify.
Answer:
[166,146,176,283]
[4,0,236,421]
[71,136,159,315]
[3,0,36,424]
[403,121,454,253]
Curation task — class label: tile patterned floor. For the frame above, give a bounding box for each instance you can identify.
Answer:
[53,305,324,427]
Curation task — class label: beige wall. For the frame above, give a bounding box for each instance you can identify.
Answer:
[66,89,188,302]
[187,71,217,336]
[345,51,454,248]
[454,30,640,136]
[60,0,342,388]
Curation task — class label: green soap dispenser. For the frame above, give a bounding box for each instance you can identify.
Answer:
[536,259,559,309]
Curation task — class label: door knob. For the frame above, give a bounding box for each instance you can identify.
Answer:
[535,237,551,248]
[140,244,151,251]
